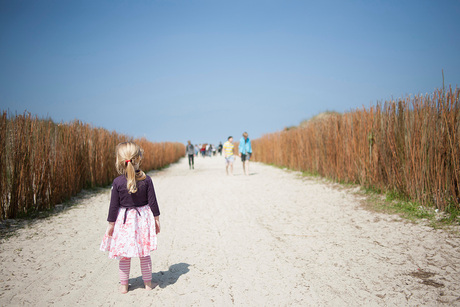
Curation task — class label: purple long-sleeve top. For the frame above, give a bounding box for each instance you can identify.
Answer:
[107,174,160,222]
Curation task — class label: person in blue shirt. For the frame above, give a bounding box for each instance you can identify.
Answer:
[238,131,252,176]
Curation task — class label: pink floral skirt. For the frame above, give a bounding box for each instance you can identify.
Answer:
[100,204,157,260]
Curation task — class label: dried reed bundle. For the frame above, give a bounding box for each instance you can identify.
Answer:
[252,87,459,211]
[0,112,185,220]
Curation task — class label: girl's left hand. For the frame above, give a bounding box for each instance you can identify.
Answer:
[155,217,160,234]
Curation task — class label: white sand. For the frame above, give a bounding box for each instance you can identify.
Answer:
[1,156,460,306]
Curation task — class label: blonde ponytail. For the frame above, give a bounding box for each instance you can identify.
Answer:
[115,142,146,194]
[125,160,137,193]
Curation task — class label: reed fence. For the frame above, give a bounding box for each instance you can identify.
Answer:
[0,111,185,220]
[252,87,459,211]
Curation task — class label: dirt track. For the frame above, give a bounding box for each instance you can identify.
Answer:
[1,156,460,306]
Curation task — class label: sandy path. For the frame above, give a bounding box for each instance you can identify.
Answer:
[1,156,460,306]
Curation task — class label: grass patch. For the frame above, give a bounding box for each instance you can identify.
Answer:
[301,170,321,178]
[358,186,459,229]
[276,163,459,229]
[438,202,460,225]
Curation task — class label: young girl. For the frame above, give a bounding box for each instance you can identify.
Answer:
[100,142,161,294]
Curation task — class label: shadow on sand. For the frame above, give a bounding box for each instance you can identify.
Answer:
[128,263,191,290]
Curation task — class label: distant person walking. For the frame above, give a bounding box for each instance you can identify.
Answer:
[100,142,161,294]
[223,136,235,176]
[200,144,206,157]
[218,142,223,156]
[186,140,195,169]
[239,132,252,176]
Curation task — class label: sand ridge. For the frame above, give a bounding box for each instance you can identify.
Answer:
[1,156,460,306]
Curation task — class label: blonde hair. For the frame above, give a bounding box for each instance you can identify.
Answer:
[115,142,146,194]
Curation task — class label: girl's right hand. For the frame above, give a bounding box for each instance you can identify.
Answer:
[107,223,115,237]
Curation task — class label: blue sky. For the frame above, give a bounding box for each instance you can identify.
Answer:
[1,0,459,145]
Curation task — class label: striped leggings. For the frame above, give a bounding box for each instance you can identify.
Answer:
[119,256,152,285]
